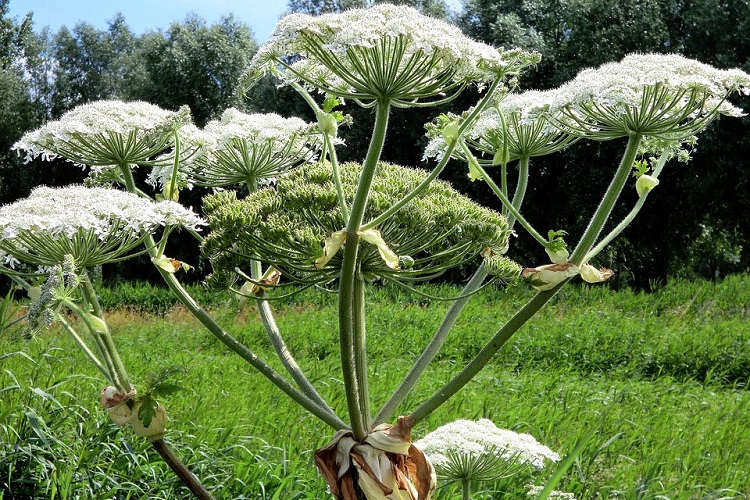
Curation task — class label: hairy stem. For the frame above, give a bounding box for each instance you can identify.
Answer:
[339,98,390,440]
[569,134,642,266]
[375,264,488,424]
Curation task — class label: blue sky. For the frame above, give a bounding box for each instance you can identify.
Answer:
[8,0,463,44]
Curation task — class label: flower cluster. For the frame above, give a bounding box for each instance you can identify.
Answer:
[546,53,750,139]
[245,4,540,105]
[186,108,322,188]
[12,100,191,170]
[202,161,519,290]
[427,53,750,167]
[425,89,576,165]
[0,185,204,268]
[414,418,560,472]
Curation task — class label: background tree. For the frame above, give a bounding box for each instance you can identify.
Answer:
[134,14,257,127]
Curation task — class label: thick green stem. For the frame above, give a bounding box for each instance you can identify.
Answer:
[353,276,370,426]
[462,479,471,500]
[507,156,530,229]
[339,235,365,438]
[409,286,560,424]
[78,269,104,318]
[585,145,667,262]
[569,134,642,266]
[375,264,489,425]
[339,99,390,440]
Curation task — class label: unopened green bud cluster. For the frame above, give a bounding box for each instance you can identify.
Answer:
[202,161,517,288]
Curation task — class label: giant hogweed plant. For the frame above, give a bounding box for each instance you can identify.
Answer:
[7,4,750,499]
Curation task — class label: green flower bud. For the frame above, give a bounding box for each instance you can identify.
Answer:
[545,247,569,265]
[398,255,415,269]
[483,254,522,283]
[580,263,615,283]
[635,174,659,197]
[317,111,339,138]
[467,156,484,182]
[492,145,510,166]
[442,120,461,144]
[131,400,167,442]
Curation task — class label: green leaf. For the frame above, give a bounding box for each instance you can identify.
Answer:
[137,395,158,428]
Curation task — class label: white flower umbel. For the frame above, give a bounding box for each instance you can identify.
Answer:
[189,108,321,188]
[245,4,540,107]
[547,53,750,139]
[425,89,576,164]
[146,123,216,193]
[12,100,191,178]
[0,185,204,269]
[415,418,560,473]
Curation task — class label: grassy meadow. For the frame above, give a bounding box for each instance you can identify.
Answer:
[1,275,750,499]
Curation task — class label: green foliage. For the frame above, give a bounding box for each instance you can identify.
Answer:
[93,280,226,314]
[2,276,750,497]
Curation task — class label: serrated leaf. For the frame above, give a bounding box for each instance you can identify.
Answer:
[138,396,158,428]
[151,382,183,398]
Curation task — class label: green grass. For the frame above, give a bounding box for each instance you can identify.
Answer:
[2,275,750,498]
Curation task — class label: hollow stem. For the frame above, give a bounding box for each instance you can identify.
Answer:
[569,134,642,266]
[339,98,390,440]
[462,479,471,500]
[353,276,370,426]
[507,156,530,229]
[375,264,488,424]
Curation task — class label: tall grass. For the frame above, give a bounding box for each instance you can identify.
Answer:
[2,275,749,498]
